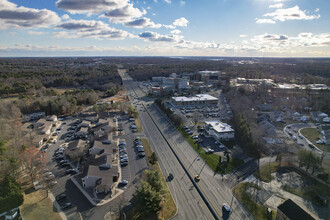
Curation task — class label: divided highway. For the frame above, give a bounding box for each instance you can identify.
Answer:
[120,69,253,220]
[121,70,215,219]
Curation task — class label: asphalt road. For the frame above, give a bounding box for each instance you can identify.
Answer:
[120,70,215,220]
[120,69,257,220]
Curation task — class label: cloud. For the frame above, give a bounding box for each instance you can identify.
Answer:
[256,18,276,24]
[180,1,185,6]
[172,17,189,27]
[164,0,171,4]
[27,31,44,35]
[163,24,175,29]
[269,3,283,9]
[125,17,161,28]
[0,0,60,29]
[262,34,288,41]
[56,0,128,14]
[171,29,181,34]
[138,31,182,42]
[61,14,70,19]
[239,35,247,38]
[263,5,320,22]
[101,3,146,23]
[56,19,133,39]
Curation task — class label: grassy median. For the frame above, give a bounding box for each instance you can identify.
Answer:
[126,138,177,220]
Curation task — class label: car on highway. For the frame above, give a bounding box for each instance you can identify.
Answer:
[222,203,231,213]
[168,173,174,181]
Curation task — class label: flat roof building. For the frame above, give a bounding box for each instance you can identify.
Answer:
[204,120,235,141]
[172,94,218,106]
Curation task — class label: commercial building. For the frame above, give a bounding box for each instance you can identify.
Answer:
[204,120,235,141]
[276,199,315,220]
[172,94,218,106]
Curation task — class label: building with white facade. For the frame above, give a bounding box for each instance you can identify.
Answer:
[172,94,218,106]
[204,120,235,141]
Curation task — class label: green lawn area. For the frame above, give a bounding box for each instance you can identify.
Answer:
[134,117,143,132]
[300,128,330,152]
[20,190,61,220]
[283,178,330,206]
[178,126,243,174]
[128,138,177,220]
[254,162,279,183]
[233,182,275,220]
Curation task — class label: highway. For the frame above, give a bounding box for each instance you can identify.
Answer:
[119,69,253,220]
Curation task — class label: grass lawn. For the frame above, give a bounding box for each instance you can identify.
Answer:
[134,118,143,132]
[283,178,330,206]
[233,182,275,220]
[127,138,177,220]
[20,190,61,220]
[300,127,330,152]
[178,126,243,174]
[254,162,279,183]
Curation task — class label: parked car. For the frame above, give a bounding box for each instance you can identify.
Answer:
[60,202,72,210]
[56,193,66,201]
[66,169,77,174]
[61,162,70,167]
[205,148,214,154]
[137,152,145,157]
[119,180,128,186]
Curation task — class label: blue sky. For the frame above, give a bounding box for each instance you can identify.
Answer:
[0,0,329,57]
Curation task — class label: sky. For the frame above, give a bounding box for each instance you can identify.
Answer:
[0,0,329,57]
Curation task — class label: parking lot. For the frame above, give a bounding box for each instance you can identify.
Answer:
[118,115,148,184]
[42,117,89,219]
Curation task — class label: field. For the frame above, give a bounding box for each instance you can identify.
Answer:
[300,128,330,152]
[20,190,61,220]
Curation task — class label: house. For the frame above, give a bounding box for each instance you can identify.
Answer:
[35,118,56,135]
[75,126,89,139]
[81,155,119,195]
[66,139,88,156]
[46,115,57,121]
[310,111,329,122]
[89,140,117,156]
[276,199,315,220]
[204,121,235,141]
[271,111,283,122]
[259,120,276,136]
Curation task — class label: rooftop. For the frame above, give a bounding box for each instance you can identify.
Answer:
[172,94,218,102]
[278,199,315,220]
[204,120,234,133]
